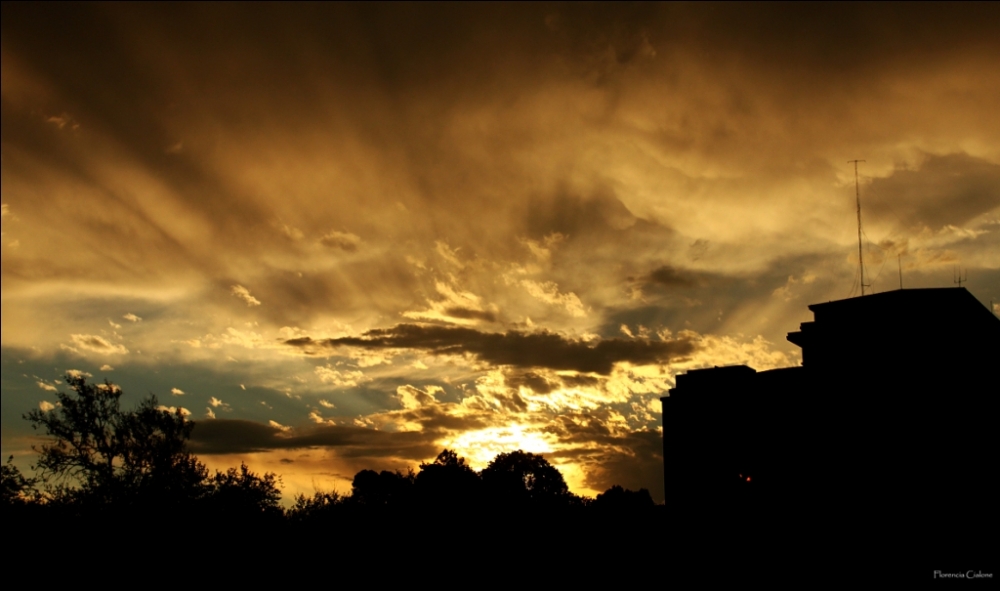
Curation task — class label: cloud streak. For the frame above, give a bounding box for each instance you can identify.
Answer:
[190,418,445,460]
[286,324,696,375]
[66,334,128,355]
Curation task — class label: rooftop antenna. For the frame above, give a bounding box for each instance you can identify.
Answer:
[953,267,967,288]
[898,253,903,290]
[848,159,869,296]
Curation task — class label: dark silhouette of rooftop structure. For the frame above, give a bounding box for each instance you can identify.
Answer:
[661,287,998,533]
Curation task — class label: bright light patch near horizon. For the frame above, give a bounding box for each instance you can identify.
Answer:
[440,425,556,471]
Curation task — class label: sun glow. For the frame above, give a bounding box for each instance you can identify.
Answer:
[440,424,555,469]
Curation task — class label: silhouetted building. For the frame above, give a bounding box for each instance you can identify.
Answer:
[662,288,998,526]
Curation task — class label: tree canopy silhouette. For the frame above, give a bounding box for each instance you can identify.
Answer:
[592,485,655,510]
[480,450,571,507]
[415,449,482,507]
[24,375,204,507]
[350,468,415,508]
[2,456,36,507]
[204,462,283,520]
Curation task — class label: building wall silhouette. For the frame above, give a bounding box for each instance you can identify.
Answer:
[661,288,998,526]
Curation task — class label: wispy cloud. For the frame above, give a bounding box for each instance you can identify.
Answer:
[314,366,367,388]
[268,420,291,433]
[280,222,304,241]
[64,334,128,355]
[518,279,588,318]
[231,285,262,307]
[45,112,78,130]
[319,230,361,251]
[158,406,192,417]
[208,397,232,411]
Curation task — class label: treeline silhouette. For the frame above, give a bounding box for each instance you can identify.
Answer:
[4,376,657,546]
[8,376,968,579]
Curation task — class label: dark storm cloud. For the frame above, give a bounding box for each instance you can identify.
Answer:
[505,371,558,395]
[230,256,422,328]
[0,6,280,256]
[5,4,998,174]
[525,187,642,240]
[641,265,699,288]
[444,307,498,323]
[866,153,1000,230]
[286,324,696,375]
[545,413,616,444]
[560,374,602,389]
[672,4,999,67]
[190,419,439,460]
[5,3,997,283]
[603,250,843,347]
[396,406,491,433]
[188,419,284,454]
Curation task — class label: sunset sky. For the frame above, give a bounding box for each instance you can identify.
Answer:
[3,3,998,502]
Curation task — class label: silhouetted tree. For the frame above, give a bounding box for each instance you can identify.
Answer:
[23,375,207,507]
[416,449,481,507]
[288,490,344,523]
[205,462,282,517]
[592,485,655,511]
[480,450,572,507]
[1,456,36,506]
[349,468,415,508]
